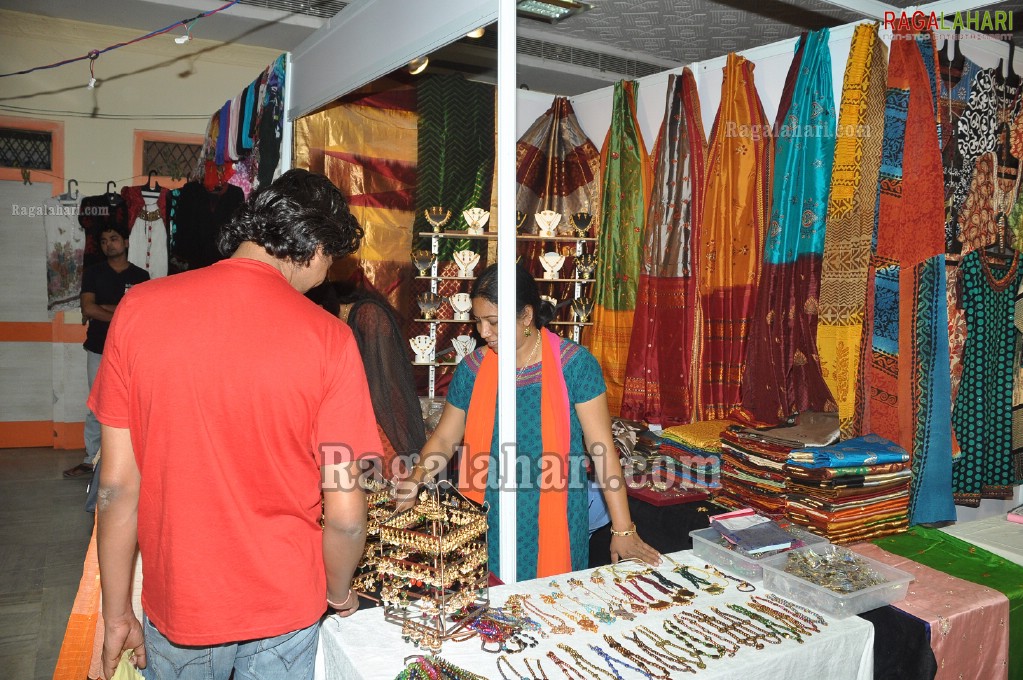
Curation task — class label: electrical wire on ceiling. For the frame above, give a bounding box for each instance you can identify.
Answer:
[0,104,212,120]
[0,0,241,79]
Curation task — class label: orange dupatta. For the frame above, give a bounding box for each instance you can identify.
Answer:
[459,329,572,578]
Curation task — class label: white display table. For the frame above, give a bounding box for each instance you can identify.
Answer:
[315,550,874,680]
[940,514,1023,566]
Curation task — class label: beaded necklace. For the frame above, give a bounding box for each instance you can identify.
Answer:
[620,629,696,673]
[634,624,708,670]
[555,644,617,680]
[588,643,650,680]
[662,613,736,658]
[546,651,589,680]
[721,604,799,644]
[497,654,530,680]
[523,658,548,680]
[662,618,728,660]
[396,655,489,680]
[506,595,574,636]
[590,571,647,615]
[567,577,636,621]
[601,634,674,680]
[550,581,616,624]
[746,599,819,634]
[761,593,828,627]
[539,594,599,633]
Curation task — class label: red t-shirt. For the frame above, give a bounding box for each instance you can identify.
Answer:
[90,258,382,645]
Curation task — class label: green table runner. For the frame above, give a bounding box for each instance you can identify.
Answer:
[874,526,1023,678]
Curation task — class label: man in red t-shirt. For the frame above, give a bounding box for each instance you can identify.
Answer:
[91,169,381,679]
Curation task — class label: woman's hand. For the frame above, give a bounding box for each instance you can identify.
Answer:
[610,532,661,566]
[390,473,421,512]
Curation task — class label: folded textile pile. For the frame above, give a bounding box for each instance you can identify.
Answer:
[658,420,730,490]
[715,412,840,516]
[785,434,911,544]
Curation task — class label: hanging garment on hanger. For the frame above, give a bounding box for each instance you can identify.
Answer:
[121,185,169,279]
[939,44,982,252]
[43,194,86,313]
[167,181,244,273]
[590,80,651,416]
[257,55,287,188]
[817,23,888,440]
[856,28,955,525]
[736,28,837,427]
[951,67,1021,249]
[698,53,773,420]
[951,249,1021,506]
[621,68,706,426]
[78,191,129,270]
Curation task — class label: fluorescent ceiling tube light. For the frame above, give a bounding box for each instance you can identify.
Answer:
[517,0,593,23]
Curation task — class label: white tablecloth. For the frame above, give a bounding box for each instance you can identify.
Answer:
[316,550,874,680]
[940,515,1023,566]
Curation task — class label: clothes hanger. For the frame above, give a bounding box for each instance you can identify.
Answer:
[143,170,162,193]
[105,181,123,206]
[58,179,78,202]
[1003,38,1019,89]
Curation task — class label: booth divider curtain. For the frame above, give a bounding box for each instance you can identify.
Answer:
[292,75,418,312]
[621,68,706,426]
[591,81,652,415]
[699,54,773,420]
[737,29,837,426]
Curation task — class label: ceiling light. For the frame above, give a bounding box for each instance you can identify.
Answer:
[408,57,429,75]
[517,0,592,23]
[466,27,486,39]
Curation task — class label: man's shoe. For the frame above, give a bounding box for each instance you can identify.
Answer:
[63,463,95,479]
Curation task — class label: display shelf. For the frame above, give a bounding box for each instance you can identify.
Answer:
[414,318,474,324]
[413,225,596,397]
[417,231,596,243]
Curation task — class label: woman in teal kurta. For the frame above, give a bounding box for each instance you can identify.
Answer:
[400,264,659,581]
[446,334,605,580]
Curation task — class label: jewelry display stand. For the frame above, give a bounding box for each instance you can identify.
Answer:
[411,207,597,398]
[378,481,490,652]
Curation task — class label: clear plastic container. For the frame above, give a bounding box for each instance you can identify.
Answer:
[689,526,829,582]
[759,544,914,618]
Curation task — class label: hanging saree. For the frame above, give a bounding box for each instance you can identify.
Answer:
[856,29,955,525]
[699,54,773,420]
[516,97,602,315]
[737,29,836,426]
[621,68,706,426]
[591,81,652,415]
[951,250,1022,506]
[293,76,418,311]
[817,23,888,439]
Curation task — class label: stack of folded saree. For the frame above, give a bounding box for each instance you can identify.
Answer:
[716,412,841,515]
[657,420,729,490]
[785,434,912,543]
[718,426,794,515]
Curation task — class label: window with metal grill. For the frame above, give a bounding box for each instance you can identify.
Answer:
[0,128,52,170]
[142,140,202,180]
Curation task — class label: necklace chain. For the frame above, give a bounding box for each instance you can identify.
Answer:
[516,334,542,377]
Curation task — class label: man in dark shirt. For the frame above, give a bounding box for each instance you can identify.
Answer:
[63,226,149,479]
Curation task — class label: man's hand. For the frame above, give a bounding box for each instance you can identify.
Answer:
[101,613,145,679]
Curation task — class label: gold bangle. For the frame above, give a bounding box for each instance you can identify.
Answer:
[610,523,636,537]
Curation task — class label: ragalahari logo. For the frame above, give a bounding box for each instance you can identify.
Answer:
[883,10,1013,33]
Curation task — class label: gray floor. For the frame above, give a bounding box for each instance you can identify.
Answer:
[0,447,96,680]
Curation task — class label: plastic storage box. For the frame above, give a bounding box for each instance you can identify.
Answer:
[689,526,828,582]
[759,544,914,618]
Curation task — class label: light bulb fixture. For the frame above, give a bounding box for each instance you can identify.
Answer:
[408,57,429,75]
[517,0,592,23]
[174,20,196,44]
[466,27,485,39]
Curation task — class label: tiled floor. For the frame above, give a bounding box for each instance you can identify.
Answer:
[0,447,95,680]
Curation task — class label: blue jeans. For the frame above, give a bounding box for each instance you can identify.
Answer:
[83,349,103,464]
[141,615,319,680]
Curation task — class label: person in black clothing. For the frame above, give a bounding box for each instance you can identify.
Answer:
[307,279,426,478]
[63,226,150,483]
